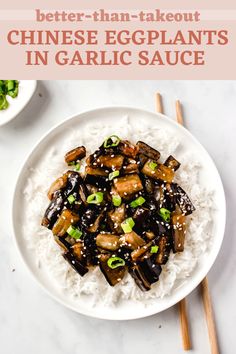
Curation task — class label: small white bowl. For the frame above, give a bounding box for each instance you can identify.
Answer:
[0,80,37,126]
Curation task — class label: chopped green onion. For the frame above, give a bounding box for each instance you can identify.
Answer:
[68,161,76,166]
[159,208,171,222]
[149,161,158,170]
[107,256,125,269]
[112,195,122,207]
[151,245,159,254]
[109,170,120,180]
[67,225,82,239]
[6,80,14,91]
[0,80,19,110]
[121,217,135,233]
[0,94,8,110]
[74,163,81,171]
[67,194,76,204]
[103,135,120,148]
[87,192,104,204]
[130,196,146,208]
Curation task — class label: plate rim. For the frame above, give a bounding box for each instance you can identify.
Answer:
[12,105,226,320]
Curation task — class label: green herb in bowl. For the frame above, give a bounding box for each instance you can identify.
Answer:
[0,80,19,110]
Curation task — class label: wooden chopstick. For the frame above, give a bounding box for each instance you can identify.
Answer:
[175,100,184,126]
[201,278,219,354]
[175,98,219,354]
[174,99,191,351]
[156,93,164,114]
[155,93,191,350]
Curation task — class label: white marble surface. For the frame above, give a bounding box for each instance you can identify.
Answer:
[0,80,235,354]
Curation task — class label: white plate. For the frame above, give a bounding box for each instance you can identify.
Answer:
[0,80,37,126]
[12,107,226,320]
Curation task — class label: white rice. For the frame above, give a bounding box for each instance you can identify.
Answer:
[23,116,214,305]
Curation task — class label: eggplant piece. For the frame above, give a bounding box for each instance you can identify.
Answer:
[78,178,88,204]
[131,241,153,262]
[64,171,80,197]
[85,166,108,177]
[142,160,174,183]
[149,214,169,237]
[155,235,171,265]
[52,209,80,236]
[120,231,145,250]
[86,149,103,166]
[132,207,151,232]
[99,254,126,286]
[80,206,100,231]
[142,175,155,194]
[96,155,124,170]
[138,258,162,285]
[122,162,139,174]
[41,190,64,229]
[47,172,69,200]
[145,231,156,240]
[54,235,72,251]
[118,140,139,158]
[65,146,86,164]
[113,174,143,198]
[107,204,126,233]
[164,155,181,171]
[172,210,187,252]
[158,183,176,212]
[96,233,120,251]
[172,183,195,215]
[138,153,149,168]
[137,141,160,160]
[83,233,98,265]
[88,210,105,233]
[130,258,162,291]
[71,242,84,261]
[129,265,151,291]
[63,252,88,276]
[84,174,109,189]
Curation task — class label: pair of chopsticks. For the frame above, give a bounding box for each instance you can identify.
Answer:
[155,93,219,354]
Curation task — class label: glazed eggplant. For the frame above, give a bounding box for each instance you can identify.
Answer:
[132,207,151,232]
[142,160,174,183]
[172,209,187,252]
[130,258,162,291]
[80,206,100,232]
[41,136,195,291]
[120,231,145,250]
[88,210,105,233]
[137,141,160,161]
[65,146,86,164]
[41,190,64,229]
[164,155,181,171]
[47,172,69,200]
[84,174,109,189]
[96,233,120,251]
[85,166,108,177]
[172,183,195,215]
[99,254,126,286]
[113,174,143,198]
[96,154,124,170]
[107,204,126,233]
[118,140,139,158]
[63,252,88,276]
[155,235,171,265]
[52,209,80,236]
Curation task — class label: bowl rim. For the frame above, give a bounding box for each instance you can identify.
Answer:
[0,80,37,126]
